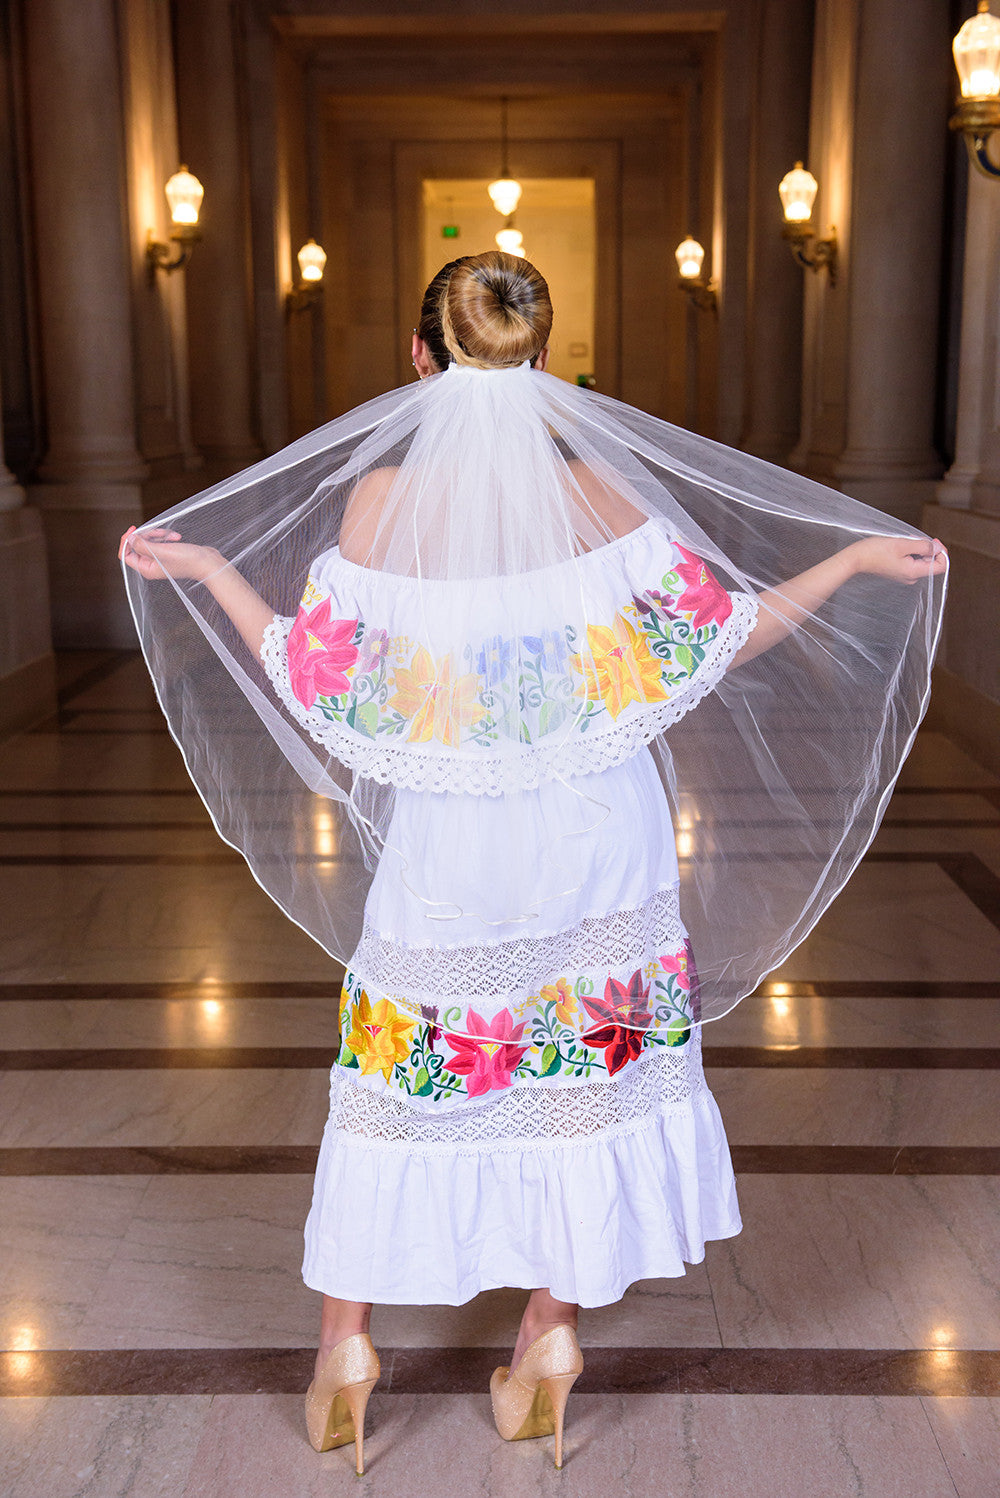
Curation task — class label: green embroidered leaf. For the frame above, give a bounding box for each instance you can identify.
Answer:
[355,700,379,739]
[667,1018,691,1047]
[539,700,567,736]
[412,1066,434,1096]
[340,1049,360,1069]
[540,1043,561,1078]
[675,644,694,675]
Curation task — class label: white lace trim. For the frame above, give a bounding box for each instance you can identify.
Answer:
[323,1038,705,1155]
[351,885,686,1006]
[259,594,758,796]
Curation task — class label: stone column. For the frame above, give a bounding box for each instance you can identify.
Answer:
[936,164,1000,513]
[174,0,261,470]
[741,0,814,462]
[921,162,1000,777]
[0,363,56,733]
[832,0,951,524]
[24,0,148,646]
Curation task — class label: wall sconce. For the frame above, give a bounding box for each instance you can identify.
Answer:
[950,2,1000,178]
[674,237,717,312]
[146,166,204,274]
[286,239,327,311]
[778,162,838,283]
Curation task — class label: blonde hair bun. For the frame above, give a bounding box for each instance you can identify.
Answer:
[440,251,552,369]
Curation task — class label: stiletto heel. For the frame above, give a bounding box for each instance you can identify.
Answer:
[305,1332,380,1474]
[490,1325,583,1469]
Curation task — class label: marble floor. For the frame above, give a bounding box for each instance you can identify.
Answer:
[1,650,998,1497]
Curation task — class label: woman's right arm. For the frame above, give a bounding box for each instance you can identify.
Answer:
[119,526,275,659]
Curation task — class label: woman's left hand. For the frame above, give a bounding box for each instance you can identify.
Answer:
[846,536,949,585]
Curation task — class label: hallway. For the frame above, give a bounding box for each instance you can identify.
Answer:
[0,648,998,1496]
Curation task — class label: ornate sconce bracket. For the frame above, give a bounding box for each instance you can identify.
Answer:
[949,97,1000,178]
[781,222,838,285]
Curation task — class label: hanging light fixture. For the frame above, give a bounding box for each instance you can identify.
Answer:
[488,97,522,216]
[778,163,838,282]
[146,165,204,274]
[495,224,525,256]
[950,2,1000,179]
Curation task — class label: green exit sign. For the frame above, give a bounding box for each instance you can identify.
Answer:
[441,224,460,239]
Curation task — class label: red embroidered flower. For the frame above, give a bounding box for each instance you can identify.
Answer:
[581,970,653,1075]
[674,547,733,629]
[286,598,359,708]
[443,1008,529,1097]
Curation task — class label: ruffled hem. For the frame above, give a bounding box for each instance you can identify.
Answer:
[261,592,758,796]
[301,1083,741,1308]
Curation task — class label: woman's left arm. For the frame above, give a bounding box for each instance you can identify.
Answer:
[728,536,948,670]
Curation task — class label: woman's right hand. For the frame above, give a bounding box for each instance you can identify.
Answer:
[119,526,222,582]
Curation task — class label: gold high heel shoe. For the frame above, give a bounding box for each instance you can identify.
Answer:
[490,1325,584,1469]
[304,1332,381,1474]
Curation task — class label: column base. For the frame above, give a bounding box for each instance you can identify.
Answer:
[30,482,146,648]
[0,508,57,736]
[835,475,941,528]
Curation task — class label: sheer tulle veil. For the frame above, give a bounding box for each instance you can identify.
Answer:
[123,355,946,1030]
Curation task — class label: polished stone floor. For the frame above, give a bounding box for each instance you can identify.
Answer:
[1,650,998,1496]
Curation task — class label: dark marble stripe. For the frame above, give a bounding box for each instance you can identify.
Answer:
[0,851,351,865]
[3,1144,999,1177]
[2,1345,997,1398]
[729,1145,1000,1174]
[0,980,341,1000]
[3,1045,998,1071]
[0,978,994,1002]
[0,821,213,833]
[0,788,199,798]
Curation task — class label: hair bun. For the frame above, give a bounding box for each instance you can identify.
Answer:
[440,251,552,369]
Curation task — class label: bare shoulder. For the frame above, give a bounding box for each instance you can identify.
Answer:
[339,467,398,564]
[567,458,646,541]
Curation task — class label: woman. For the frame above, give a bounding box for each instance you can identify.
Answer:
[121,251,947,1473]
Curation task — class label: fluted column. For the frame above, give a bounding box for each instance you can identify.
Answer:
[23,0,147,645]
[936,164,1000,513]
[832,0,950,523]
[174,0,261,468]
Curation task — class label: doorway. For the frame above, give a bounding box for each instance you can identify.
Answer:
[422,178,595,384]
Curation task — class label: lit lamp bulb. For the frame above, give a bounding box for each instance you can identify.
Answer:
[297,239,327,284]
[488,178,522,216]
[164,166,204,228]
[675,236,705,280]
[954,1,1000,98]
[778,162,819,223]
[495,226,525,256]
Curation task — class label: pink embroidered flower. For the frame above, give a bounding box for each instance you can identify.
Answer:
[674,547,733,629]
[286,598,359,708]
[443,1008,529,1097]
[659,948,691,989]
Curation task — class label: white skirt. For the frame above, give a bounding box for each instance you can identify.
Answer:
[302,750,742,1307]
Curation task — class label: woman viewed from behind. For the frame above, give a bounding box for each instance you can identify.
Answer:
[121,251,946,1472]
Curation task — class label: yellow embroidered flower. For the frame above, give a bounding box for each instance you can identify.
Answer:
[299,577,324,608]
[389,646,483,746]
[570,614,669,719]
[344,990,416,1080]
[540,977,578,1025]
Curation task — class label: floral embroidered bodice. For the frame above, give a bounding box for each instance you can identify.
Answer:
[259,518,757,795]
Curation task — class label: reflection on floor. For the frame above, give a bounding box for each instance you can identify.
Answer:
[1,650,998,1497]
